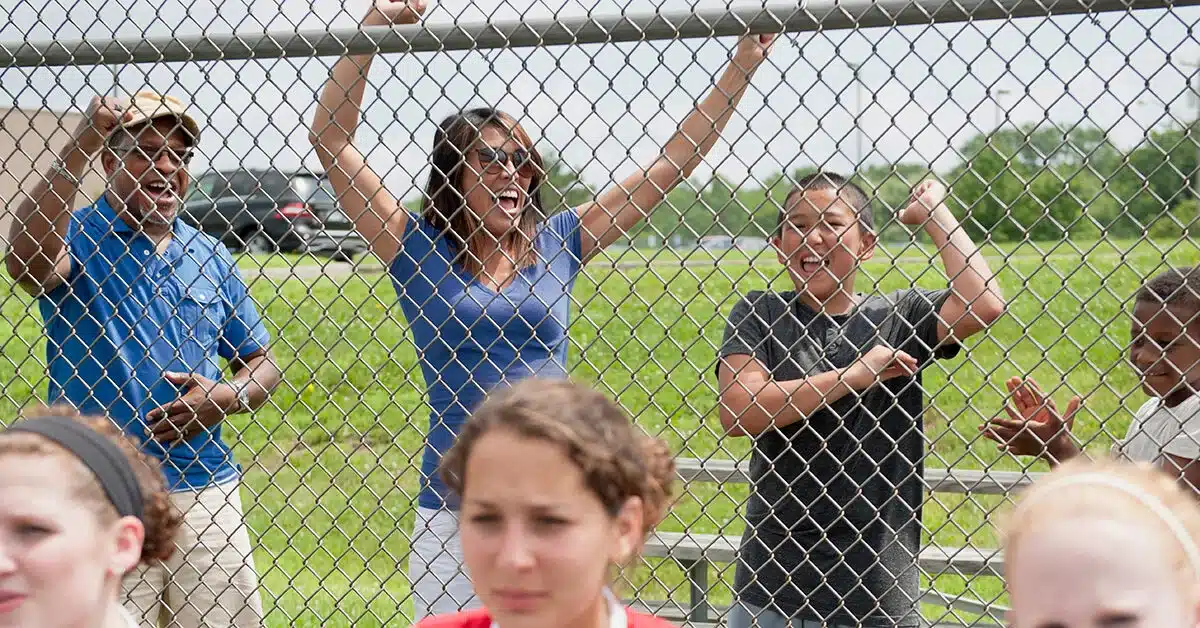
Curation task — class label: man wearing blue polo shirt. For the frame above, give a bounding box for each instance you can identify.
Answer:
[5,92,281,628]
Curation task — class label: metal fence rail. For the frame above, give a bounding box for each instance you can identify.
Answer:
[4,0,1198,65]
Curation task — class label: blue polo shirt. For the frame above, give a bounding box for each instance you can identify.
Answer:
[38,196,270,491]
[390,210,583,510]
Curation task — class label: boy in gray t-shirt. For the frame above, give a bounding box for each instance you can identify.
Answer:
[717,173,1005,627]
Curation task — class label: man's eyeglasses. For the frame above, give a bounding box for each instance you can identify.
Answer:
[116,143,195,168]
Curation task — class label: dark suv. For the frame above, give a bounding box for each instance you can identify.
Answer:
[182,168,366,261]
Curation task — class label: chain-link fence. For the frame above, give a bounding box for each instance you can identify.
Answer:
[2,0,1200,626]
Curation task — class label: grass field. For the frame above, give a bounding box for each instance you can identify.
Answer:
[234,236,1190,274]
[2,237,1198,626]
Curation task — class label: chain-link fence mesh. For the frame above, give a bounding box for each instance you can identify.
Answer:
[2,1,1200,626]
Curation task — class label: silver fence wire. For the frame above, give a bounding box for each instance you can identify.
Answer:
[1,0,1199,626]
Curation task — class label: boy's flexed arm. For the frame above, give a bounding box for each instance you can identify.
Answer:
[899,180,1006,344]
[719,347,919,437]
[717,294,923,437]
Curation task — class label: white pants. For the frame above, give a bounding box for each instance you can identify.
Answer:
[122,481,263,628]
[409,506,480,620]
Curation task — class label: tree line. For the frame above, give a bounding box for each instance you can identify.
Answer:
[534,122,1200,245]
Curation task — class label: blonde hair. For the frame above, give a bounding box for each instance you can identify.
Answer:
[1004,458,1200,591]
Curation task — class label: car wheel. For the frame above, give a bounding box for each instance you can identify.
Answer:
[243,231,273,255]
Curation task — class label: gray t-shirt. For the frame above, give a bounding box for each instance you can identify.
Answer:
[718,288,959,627]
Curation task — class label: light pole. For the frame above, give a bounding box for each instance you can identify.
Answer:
[840,60,865,169]
[992,87,1011,131]
[1135,99,1157,129]
[1182,60,1200,202]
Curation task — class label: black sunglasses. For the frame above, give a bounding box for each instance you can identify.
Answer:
[473,147,535,177]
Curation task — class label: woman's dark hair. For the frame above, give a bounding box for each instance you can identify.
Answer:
[0,405,182,565]
[421,107,547,277]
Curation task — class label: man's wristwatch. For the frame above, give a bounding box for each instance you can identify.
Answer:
[231,381,253,414]
[49,159,82,187]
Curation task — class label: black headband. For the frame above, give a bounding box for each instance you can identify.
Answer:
[3,416,144,521]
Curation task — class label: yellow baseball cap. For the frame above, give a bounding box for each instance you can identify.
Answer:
[116,91,201,145]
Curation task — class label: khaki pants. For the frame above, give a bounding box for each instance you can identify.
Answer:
[123,481,263,628]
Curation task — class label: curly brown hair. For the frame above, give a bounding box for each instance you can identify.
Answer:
[0,405,182,565]
[440,378,676,548]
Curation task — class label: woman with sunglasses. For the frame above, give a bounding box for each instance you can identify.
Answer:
[309,0,773,619]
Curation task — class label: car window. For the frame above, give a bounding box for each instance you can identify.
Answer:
[185,174,225,202]
[291,175,338,204]
[257,171,292,198]
[227,171,262,197]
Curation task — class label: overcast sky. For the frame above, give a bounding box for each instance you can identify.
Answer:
[1,0,1198,196]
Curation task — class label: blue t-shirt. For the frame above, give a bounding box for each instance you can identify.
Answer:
[38,196,270,491]
[390,210,584,509]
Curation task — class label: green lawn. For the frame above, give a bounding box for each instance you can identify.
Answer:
[1,237,1197,626]
[231,236,1187,280]
[582,236,1190,267]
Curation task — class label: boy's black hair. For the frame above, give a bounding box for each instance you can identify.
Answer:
[777,172,875,236]
[1136,266,1200,318]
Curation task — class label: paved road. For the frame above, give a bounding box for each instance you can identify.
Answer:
[242,246,1151,283]
[242,258,725,282]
